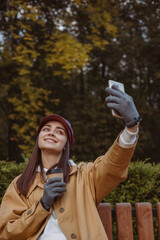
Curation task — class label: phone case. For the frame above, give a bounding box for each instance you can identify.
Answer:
[108,80,125,118]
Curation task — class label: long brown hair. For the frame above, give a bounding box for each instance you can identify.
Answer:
[17,139,71,197]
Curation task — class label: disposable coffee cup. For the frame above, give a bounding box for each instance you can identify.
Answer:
[46,168,64,181]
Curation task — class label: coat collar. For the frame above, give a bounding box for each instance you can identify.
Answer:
[26,173,44,198]
[26,161,78,198]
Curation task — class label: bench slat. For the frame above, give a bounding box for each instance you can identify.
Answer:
[98,203,113,240]
[156,202,160,239]
[135,202,155,240]
[115,203,134,240]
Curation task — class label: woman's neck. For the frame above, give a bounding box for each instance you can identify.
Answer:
[41,150,62,169]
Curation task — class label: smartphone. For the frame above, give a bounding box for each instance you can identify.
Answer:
[108,80,125,118]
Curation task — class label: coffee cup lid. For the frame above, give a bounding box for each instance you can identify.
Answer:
[46,168,63,175]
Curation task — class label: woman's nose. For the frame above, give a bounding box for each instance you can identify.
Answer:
[48,129,55,136]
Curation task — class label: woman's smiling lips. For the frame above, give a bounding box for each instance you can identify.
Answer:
[44,138,57,143]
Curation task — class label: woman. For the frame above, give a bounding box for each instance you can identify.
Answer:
[0,85,142,240]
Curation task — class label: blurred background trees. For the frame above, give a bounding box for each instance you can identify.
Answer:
[0,0,160,163]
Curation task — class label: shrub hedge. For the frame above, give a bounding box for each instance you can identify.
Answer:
[1,159,159,204]
[104,160,160,207]
[0,159,159,238]
[104,160,160,240]
[0,160,27,202]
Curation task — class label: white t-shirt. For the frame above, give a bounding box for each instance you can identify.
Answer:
[38,211,67,240]
[37,160,76,240]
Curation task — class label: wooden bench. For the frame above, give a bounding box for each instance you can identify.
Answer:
[98,202,160,240]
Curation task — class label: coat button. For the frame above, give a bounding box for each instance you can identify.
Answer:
[27,209,32,215]
[59,207,65,213]
[70,233,77,239]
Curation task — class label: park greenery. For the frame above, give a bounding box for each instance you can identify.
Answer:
[0,0,160,165]
[105,159,160,239]
[1,158,160,205]
[0,159,159,239]
[0,1,159,238]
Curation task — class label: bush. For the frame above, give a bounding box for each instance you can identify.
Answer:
[0,160,27,202]
[0,159,159,238]
[104,160,160,207]
[104,160,160,240]
[1,159,160,205]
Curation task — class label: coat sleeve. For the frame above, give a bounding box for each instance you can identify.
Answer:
[82,135,137,206]
[0,178,50,240]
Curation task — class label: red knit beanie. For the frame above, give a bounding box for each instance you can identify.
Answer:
[37,114,74,148]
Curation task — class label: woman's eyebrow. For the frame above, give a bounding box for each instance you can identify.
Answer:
[43,124,51,128]
[56,126,66,132]
[43,125,66,131]
[43,124,66,132]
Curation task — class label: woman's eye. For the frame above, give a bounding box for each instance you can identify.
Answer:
[43,128,49,131]
[57,130,63,135]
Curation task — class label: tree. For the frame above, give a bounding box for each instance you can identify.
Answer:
[100,0,160,162]
[1,0,159,163]
[0,0,117,161]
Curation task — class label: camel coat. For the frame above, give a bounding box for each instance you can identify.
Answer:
[0,137,137,240]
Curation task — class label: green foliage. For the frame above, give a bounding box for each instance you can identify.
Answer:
[104,160,160,207]
[0,0,160,164]
[44,32,91,78]
[1,159,159,205]
[0,159,159,238]
[0,0,117,161]
[0,159,27,202]
[103,160,160,239]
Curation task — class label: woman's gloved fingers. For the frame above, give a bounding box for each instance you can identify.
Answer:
[47,181,66,187]
[105,95,121,104]
[111,84,125,92]
[105,85,125,97]
[41,177,67,211]
[51,187,66,193]
[47,177,63,184]
[105,83,141,127]
[106,102,119,110]
[52,192,64,198]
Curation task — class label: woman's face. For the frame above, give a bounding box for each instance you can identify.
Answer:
[38,121,68,154]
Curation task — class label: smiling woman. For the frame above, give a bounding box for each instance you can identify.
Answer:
[38,121,68,168]
[0,85,141,240]
[16,115,74,198]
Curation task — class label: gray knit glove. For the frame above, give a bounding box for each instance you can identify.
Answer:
[105,85,142,128]
[41,178,66,211]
